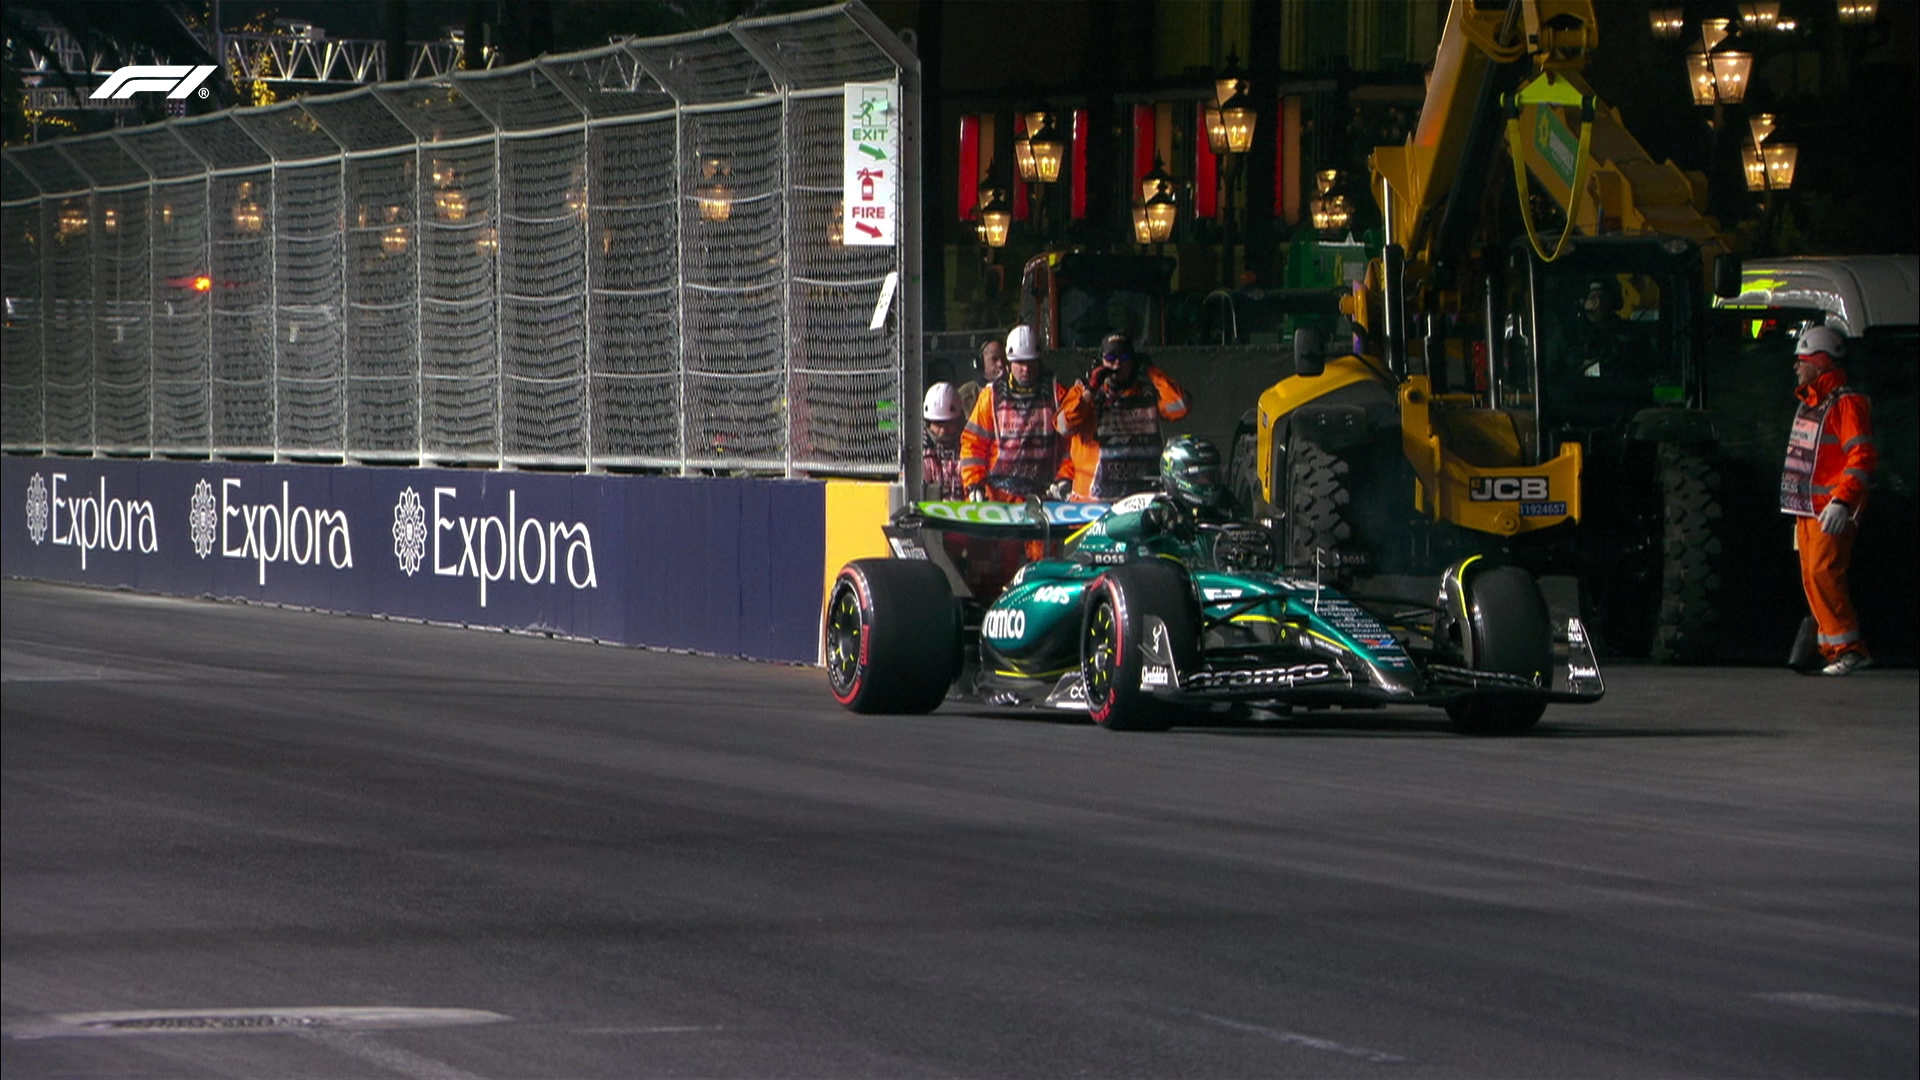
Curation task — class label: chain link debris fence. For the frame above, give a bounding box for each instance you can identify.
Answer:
[1,2,917,478]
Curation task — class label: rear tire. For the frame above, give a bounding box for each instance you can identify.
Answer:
[1080,562,1198,732]
[1446,565,1551,736]
[1651,443,1724,664]
[824,559,960,714]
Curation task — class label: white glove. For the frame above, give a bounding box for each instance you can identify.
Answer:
[1045,479,1073,501]
[1818,500,1852,535]
[966,485,986,503]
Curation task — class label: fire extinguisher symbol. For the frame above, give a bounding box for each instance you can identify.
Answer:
[857,168,884,201]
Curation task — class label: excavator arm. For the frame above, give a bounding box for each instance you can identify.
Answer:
[1373,0,1724,274]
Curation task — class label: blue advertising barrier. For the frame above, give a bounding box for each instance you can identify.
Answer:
[3,457,826,663]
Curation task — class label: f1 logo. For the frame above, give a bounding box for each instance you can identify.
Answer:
[91,65,220,101]
[1469,476,1550,502]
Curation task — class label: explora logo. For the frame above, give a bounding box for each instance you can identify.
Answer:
[91,65,219,101]
[430,487,598,607]
[39,473,160,569]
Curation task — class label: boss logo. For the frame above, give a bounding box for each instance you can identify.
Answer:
[983,608,1027,640]
[1469,476,1550,502]
[1032,585,1076,604]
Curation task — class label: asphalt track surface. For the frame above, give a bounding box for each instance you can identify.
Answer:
[3,579,1915,1079]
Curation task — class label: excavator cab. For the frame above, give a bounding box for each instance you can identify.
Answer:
[1495,236,1709,462]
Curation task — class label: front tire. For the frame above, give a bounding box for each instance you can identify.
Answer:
[825,559,960,714]
[1080,562,1199,732]
[1445,565,1551,736]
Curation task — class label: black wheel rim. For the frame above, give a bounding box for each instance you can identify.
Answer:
[1084,596,1117,710]
[825,581,863,695]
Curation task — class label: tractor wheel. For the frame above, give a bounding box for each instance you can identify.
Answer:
[1285,437,1355,572]
[1228,430,1270,519]
[1651,443,1724,664]
[824,559,960,714]
[1080,562,1199,732]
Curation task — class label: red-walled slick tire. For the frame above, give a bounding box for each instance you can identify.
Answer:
[824,559,960,714]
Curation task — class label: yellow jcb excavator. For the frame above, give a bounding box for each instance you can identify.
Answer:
[1228,0,1742,660]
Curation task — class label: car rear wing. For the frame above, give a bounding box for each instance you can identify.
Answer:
[891,499,1111,539]
[881,500,1113,600]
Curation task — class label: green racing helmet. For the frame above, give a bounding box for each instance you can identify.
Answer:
[1160,435,1226,512]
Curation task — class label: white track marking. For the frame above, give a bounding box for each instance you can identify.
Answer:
[299,1029,491,1080]
[1752,992,1920,1018]
[1180,1009,1408,1064]
[9,1006,507,1040]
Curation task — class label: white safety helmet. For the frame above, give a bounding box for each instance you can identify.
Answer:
[923,382,962,422]
[1795,324,1847,360]
[1005,324,1043,362]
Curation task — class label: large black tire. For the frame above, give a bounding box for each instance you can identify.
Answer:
[1651,443,1724,664]
[1228,430,1269,520]
[824,559,960,714]
[1080,562,1199,732]
[1284,437,1355,571]
[1445,565,1552,736]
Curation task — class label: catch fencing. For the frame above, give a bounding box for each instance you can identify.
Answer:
[1,2,919,479]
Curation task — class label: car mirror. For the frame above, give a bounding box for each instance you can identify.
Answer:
[1293,326,1325,377]
[1712,253,1742,299]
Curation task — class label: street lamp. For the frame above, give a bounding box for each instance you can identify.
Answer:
[1028,117,1065,185]
[1214,50,1246,115]
[1014,109,1064,242]
[1742,112,1798,253]
[1311,171,1352,232]
[977,187,1012,248]
[1649,8,1686,39]
[1218,86,1256,155]
[696,157,734,223]
[1762,143,1798,189]
[1140,155,1174,206]
[1207,61,1257,287]
[1014,106,1056,185]
[1131,180,1176,246]
[1013,133,1038,184]
[1739,3,1780,32]
[1685,27,1752,108]
[1836,0,1879,26]
[232,180,264,234]
[1708,50,1753,103]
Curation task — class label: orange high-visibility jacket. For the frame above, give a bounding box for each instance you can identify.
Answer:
[959,375,1070,498]
[1056,366,1191,501]
[1782,369,1876,517]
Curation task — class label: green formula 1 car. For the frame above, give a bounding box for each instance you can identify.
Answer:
[825,437,1603,734]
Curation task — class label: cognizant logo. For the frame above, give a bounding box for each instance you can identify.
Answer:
[91,65,219,101]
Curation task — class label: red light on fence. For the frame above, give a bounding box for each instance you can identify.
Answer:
[193,275,212,292]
